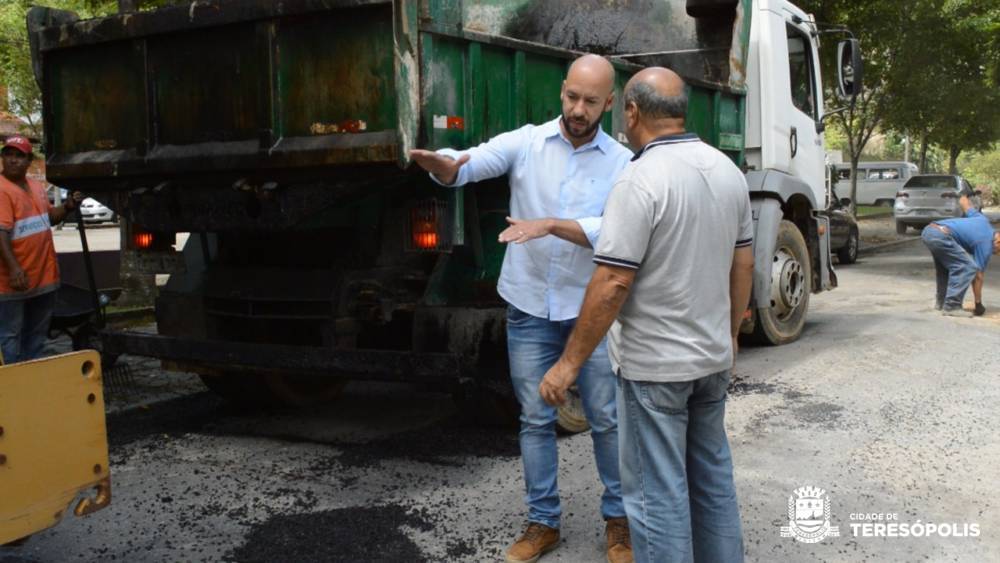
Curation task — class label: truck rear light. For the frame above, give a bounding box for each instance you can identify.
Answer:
[127,224,175,252]
[133,232,155,249]
[406,199,452,253]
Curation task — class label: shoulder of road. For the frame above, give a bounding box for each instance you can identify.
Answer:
[859,208,999,256]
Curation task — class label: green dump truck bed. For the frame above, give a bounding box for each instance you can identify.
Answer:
[31,0,750,191]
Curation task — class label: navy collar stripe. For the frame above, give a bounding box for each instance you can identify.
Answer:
[631,132,700,161]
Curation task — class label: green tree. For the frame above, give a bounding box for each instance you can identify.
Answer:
[801,0,1000,211]
[960,146,1000,203]
[881,0,1000,173]
[799,0,928,213]
[1,1,177,137]
[1,1,119,138]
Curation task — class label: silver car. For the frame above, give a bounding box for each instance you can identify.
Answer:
[894,174,982,234]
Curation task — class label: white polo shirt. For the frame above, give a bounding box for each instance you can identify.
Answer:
[594,133,753,382]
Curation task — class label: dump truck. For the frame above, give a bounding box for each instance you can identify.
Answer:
[0,351,111,545]
[27,0,860,426]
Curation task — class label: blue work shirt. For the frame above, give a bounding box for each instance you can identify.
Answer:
[938,209,995,271]
[433,117,633,321]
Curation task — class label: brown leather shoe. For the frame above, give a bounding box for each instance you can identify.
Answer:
[605,517,634,563]
[505,522,560,563]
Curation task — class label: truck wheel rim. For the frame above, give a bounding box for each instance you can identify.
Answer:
[770,248,804,319]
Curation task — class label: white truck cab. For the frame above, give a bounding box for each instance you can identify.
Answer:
[740,0,862,344]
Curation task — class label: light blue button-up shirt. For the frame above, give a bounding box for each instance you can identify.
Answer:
[433,117,633,321]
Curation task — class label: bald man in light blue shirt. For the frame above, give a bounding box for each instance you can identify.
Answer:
[411,54,634,563]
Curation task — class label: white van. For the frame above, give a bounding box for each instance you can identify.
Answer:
[834,161,919,206]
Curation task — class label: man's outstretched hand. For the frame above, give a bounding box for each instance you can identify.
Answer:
[409,149,470,185]
[499,217,552,244]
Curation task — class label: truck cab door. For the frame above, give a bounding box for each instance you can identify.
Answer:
[756,2,826,203]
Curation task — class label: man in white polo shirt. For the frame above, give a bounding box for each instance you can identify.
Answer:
[540,67,755,563]
[410,54,635,563]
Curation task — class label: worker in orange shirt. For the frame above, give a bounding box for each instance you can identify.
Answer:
[0,136,82,364]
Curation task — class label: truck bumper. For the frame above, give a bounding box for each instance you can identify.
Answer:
[101,331,464,384]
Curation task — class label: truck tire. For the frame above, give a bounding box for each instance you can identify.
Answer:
[836,228,859,264]
[556,386,590,434]
[198,372,346,407]
[751,220,811,345]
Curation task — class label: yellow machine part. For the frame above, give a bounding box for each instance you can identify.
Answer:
[0,351,111,545]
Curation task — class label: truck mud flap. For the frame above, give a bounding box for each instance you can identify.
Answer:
[101,331,463,383]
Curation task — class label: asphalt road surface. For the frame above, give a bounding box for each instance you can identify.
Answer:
[4,236,999,563]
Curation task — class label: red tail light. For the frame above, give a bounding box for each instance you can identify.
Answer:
[127,224,175,251]
[406,200,452,252]
[411,206,438,250]
[133,232,154,249]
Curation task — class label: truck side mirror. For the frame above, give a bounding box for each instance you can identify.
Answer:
[837,38,864,100]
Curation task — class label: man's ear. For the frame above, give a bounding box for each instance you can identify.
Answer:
[625,101,638,127]
[604,93,615,113]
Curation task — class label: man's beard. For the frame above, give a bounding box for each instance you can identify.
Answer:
[561,113,602,140]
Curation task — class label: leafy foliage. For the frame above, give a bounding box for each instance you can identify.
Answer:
[1,1,119,138]
[801,0,1000,209]
[960,146,1000,204]
[1,1,178,139]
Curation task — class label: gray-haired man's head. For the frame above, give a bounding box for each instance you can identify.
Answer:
[623,80,688,120]
[622,67,688,148]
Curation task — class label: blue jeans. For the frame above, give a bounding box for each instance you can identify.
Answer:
[506,304,624,529]
[0,291,57,365]
[922,225,979,309]
[618,372,744,563]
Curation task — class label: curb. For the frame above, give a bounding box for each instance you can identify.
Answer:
[858,237,920,256]
[857,212,893,220]
[106,307,155,324]
[59,221,120,230]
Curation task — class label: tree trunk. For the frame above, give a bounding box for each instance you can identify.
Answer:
[918,134,930,172]
[848,155,860,217]
[948,145,961,175]
[118,0,137,13]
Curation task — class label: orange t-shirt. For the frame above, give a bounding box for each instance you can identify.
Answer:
[0,176,60,299]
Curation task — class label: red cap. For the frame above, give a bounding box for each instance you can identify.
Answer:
[2,136,32,155]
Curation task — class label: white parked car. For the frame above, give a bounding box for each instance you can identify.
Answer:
[79,198,116,223]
